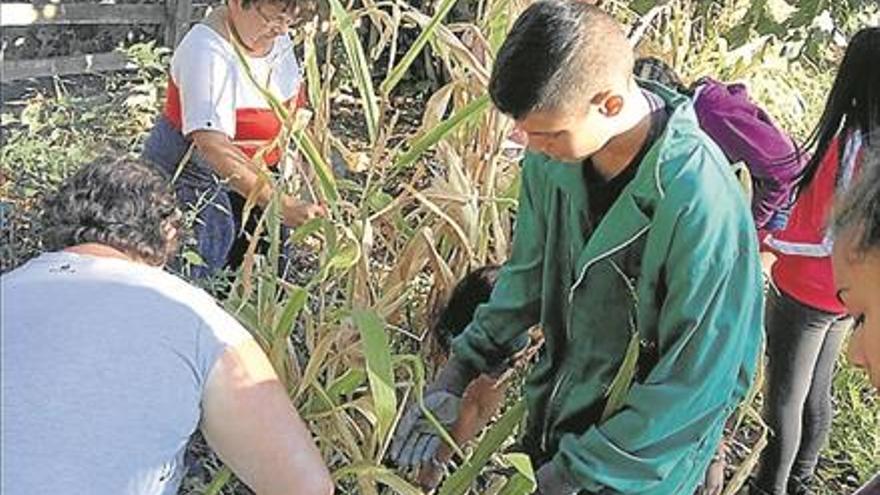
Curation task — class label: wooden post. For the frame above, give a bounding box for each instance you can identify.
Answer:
[1,53,136,83]
[165,0,193,48]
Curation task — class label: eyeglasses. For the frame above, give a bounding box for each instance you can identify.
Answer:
[254,4,296,29]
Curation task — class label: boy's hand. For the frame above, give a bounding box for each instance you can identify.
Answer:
[390,355,477,467]
[535,462,580,495]
[390,391,460,467]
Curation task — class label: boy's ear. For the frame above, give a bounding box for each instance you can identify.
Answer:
[596,91,624,117]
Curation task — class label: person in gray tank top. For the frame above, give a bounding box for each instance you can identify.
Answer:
[1,158,333,495]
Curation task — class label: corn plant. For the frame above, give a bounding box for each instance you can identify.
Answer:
[189,0,535,492]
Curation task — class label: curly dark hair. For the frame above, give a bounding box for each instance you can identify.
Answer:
[834,140,880,255]
[41,157,182,265]
[239,0,317,21]
[431,265,502,354]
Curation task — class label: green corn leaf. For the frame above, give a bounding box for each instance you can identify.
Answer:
[630,0,659,15]
[327,368,368,404]
[303,28,322,110]
[291,129,340,205]
[290,217,325,244]
[374,470,424,495]
[274,284,308,339]
[496,453,537,495]
[496,473,536,495]
[181,250,205,267]
[328,0,379,142]
[333,463,422,495]
[380,0,459,95]
[352,309,397,444]
[439,401,526,495]
[601,331,640,422]
[394,95,491,171]
[202,466,232,495]
[327,243,361,273]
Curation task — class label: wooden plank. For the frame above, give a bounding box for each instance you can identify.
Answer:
[192,4,212,21]
[164,3,214,45]
[0,3,167,27]
[166,0,195,47]
[1,52,137,82]
[163,0,179,44]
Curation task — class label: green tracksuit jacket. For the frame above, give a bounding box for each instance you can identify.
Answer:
[451,82,764,494]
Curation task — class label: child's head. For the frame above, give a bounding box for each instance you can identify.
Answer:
[431,265,502,356]
[832,141,880,391]
[800,27,880,188]
[488,0,637,164]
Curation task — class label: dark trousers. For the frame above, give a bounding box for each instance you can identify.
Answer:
[755,287,850,494]
[143,116,286,279]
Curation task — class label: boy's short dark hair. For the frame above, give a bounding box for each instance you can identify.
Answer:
[41,157,181,265]
[488,0,634,120]
[432,265,502,354]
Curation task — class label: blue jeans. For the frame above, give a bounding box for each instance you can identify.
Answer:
[142,116,286,279]
[755,287,850,494]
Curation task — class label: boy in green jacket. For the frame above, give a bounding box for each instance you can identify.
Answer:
[391,1,764,493]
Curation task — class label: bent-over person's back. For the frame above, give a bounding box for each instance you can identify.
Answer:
[2,252,248,494]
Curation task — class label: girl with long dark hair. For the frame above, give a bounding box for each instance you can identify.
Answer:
[755,26,880,495]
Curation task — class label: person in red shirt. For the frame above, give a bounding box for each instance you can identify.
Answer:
[142,0,325,278]
[752,27,880,495]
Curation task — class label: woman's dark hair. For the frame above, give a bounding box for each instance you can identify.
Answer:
[834,140,880,254]
[239,0,314,19]
[41,157,181,265]
[798,27,880,191]
[431,265,502,354]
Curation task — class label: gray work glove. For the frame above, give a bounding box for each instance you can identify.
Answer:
[535,462,580,495]
[390,355,478,467]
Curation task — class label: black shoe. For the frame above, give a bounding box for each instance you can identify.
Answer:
[746,478,774,495]
[787,478,815,495]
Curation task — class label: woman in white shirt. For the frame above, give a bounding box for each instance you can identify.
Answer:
[143,0,325,278]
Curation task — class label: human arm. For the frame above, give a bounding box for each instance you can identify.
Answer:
[173,33,324,227]
[415,376,508,490]
[201,338,334,495]
[391,156,548,467]
[190,130,325,227]
[449,155,547,372]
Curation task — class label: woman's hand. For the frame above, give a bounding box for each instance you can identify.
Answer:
[282,198,327,227]
[191,130,329,227]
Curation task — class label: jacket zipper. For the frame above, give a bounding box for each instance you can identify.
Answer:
[542,371,570,452]
[566,225,650,339]
[541,227,651,450]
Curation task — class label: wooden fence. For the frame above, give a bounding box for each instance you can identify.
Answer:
[1,1,214,83]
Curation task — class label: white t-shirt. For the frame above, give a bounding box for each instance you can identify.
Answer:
[170,23,302,138]
[1,252,252,495]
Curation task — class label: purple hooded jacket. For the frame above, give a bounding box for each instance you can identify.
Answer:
[692,78,808,231]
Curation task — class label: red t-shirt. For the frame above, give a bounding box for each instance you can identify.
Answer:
[763,133,864,313]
